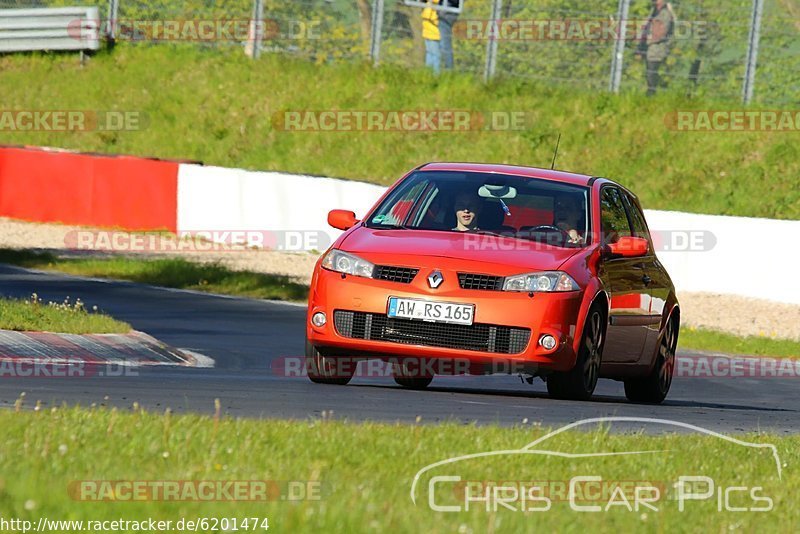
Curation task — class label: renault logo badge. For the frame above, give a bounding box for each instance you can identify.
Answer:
[427,270,444,289]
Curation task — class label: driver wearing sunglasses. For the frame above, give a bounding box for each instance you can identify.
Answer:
[452,192,481,232]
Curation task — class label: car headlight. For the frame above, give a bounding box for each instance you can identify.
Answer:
[322,249,375,278]
[502,271,579,292]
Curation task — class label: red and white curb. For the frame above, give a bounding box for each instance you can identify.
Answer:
[0,330,214,368]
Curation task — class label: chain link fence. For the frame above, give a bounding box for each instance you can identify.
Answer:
[1,0,797,105]
[621,1,753,103]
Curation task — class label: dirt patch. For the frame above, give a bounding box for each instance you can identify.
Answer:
[677,292,800,341]
[1,217,797,340]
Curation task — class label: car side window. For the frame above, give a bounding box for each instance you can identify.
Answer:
[600,187,632,245]
[622,192,651,243]
[379,180,428,226]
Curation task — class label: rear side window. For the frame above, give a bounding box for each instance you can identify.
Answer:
[381,181,429,226]
[600,187,631,244]
[622,193,651,242]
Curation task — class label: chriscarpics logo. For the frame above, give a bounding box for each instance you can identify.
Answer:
[411,418,781,515]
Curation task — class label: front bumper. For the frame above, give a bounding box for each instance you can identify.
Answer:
[307,266,583,372]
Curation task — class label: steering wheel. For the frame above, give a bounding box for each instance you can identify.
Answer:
[524,225,573,245]
[527,225,570,236]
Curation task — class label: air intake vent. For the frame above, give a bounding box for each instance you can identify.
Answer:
[373,265,419,284]
[458,273,504,291]
[333,311,530,355]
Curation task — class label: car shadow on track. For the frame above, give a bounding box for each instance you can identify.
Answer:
[347,383,796,413]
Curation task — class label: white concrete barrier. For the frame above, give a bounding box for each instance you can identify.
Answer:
[177,164,385,251]
[643,210,800,305]
[177,164,800,305]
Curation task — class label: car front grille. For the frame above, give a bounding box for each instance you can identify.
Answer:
[458,273,505,291]
[333,310,530,355]
[373,265,419,284]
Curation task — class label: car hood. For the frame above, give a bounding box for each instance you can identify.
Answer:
[341,227,582,271]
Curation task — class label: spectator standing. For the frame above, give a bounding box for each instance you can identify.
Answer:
[422,0,441,74]
[637,0,675,96]
[438,0,461,70]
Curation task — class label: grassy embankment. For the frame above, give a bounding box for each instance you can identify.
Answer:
[0,44,797,220]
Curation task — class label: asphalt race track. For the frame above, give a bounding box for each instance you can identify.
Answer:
[0,264,797,434]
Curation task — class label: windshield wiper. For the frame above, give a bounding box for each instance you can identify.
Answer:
[373,223,409,230]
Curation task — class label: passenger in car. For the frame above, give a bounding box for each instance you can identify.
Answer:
[554,195,585,244]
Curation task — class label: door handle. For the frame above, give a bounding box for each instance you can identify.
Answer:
[642,274,652,286]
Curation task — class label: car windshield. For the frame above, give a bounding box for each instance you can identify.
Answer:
[366,170,591,248]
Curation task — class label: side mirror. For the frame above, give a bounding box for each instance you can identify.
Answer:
[328,209,359,231]
[606,236,649,258]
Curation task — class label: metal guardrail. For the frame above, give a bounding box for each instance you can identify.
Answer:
[0,7,101,52]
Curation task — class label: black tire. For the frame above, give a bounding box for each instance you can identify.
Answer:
[547,307,605,401]
[392,359,434,390]
[624,316,678,404]
[305,339,354,386]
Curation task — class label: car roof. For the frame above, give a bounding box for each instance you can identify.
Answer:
[417,162,597,188]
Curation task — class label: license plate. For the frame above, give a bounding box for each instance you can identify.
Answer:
[387,297,475,326]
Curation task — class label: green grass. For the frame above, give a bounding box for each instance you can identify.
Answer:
[0,406,796,532]
[0,295,130,334]
[0,249,309,302]
[679,327,800,359]
[0,45,798,219]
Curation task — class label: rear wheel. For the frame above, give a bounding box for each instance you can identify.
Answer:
[305,339,354,385]
[393,359,434,390]
[547,308,605,401]
[624,316,678,404]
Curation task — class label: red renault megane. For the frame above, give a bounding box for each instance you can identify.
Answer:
[306,163,680,403]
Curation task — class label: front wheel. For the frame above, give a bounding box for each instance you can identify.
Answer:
[393,359,434,390]
[624,316,678,404]
[547,308,605,401]
[306,339,354,385]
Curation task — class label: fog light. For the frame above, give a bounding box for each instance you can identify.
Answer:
[311,312,327,327]
[539,334,557,350]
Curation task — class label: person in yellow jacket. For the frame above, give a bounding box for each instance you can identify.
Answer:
[422,0,441,74]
